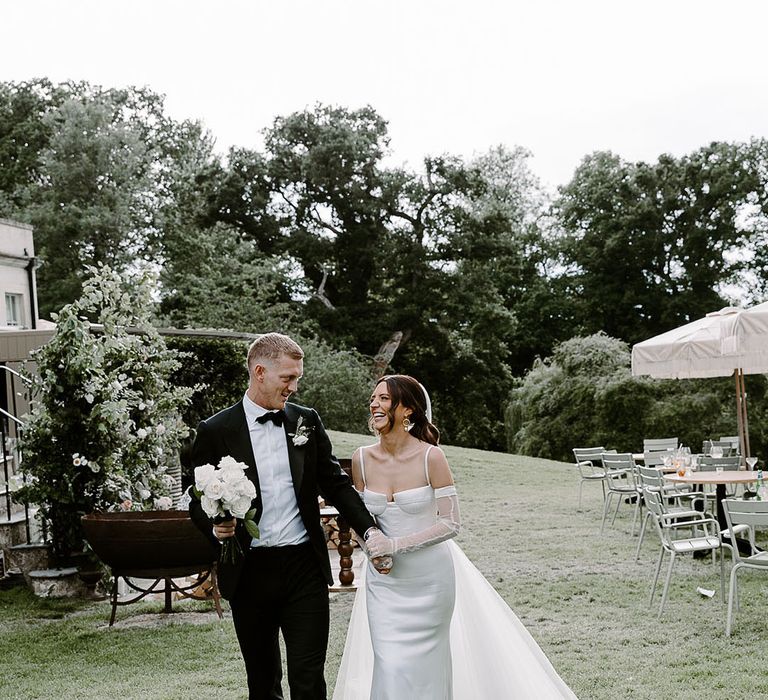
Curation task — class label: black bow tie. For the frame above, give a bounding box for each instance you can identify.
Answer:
[256,410,285,427]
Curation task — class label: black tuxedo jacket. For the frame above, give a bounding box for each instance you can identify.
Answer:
[188,400,375,599]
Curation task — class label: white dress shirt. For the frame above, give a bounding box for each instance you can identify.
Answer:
[242,393,309,547]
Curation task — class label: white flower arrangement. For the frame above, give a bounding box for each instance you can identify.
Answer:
[193,456,260,563]
[289,416,314,447]
[18,265,196,560]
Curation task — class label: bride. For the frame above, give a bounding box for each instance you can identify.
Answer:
[333,374,577,700]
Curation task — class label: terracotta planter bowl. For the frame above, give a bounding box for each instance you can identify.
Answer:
[81,510,217,577]
[81,510,222,624]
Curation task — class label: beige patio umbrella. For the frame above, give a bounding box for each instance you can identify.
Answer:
[631,304,768,458]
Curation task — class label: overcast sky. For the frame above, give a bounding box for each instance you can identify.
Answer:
[3,0,768,190]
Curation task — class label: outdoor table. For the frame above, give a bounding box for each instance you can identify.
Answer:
[664,471,759,554]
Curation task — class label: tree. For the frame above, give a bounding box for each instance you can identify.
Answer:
[0,80,214,318]
[457,145,562,375]
[210,112,561,448]
[555,143,768,345]
[158,222,312,335]
[0,79,66,212]
[263,104,396,345]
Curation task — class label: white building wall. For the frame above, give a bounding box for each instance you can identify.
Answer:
[0,219,38,329]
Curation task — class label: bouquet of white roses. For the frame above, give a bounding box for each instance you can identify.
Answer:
[193,456,259,563]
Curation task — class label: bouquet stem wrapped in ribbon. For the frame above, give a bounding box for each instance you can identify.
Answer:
[193,456,260,564]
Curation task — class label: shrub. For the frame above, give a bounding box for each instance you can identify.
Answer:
[295,336,373,436]
[19,266,195,562]
[505,332,764,461]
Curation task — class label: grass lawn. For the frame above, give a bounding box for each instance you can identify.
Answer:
[2,430,766,699]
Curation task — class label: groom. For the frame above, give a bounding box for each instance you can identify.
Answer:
[189,332,378,700]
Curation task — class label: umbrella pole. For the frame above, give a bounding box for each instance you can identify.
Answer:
[734,370,744,458]
[740,369,751,459]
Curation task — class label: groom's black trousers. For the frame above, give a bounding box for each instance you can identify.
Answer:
[229,542,330,700]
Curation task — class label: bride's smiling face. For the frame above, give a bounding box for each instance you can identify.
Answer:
[369,381,411,434]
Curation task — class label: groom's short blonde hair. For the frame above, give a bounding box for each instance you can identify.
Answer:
[247,333,304,372]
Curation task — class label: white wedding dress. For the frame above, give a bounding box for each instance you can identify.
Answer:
[332,447,578,700]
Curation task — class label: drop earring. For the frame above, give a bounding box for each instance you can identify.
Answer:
[402,416,413,432]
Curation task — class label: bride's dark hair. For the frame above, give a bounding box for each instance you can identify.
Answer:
[369,374,440,446]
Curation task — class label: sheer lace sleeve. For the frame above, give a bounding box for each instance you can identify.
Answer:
[365,485,460,557]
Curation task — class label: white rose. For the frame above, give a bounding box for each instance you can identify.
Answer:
[220,480,240,504]
[219,455,246,471]
[139,402,147,410]
[293,434,309,446]
[85,393,95,404]
[137,428,148,439]
[138,488,151,500]
[204,479,224,500]
[200,495,221,518]
[194,464,217,490]
[155,424,166,435]
[239,478,257,499]
[230,495,253,519]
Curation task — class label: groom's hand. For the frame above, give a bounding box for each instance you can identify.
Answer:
[213,517,236,541]
[371,556,393,575]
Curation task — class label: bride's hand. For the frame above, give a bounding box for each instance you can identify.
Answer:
[366,530,395,557]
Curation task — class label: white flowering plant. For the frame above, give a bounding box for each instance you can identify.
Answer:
[18,265,196,563]
[193,456,259,563]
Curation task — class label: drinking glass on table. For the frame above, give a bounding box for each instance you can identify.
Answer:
[746,456,758,471]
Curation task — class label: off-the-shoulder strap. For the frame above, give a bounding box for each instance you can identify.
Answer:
[358,446,368,487]
[424,444,435,485]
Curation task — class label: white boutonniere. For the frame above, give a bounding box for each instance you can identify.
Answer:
[289,416,314,447]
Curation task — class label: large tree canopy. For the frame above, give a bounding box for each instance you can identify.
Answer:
[5,79,768,451]
[555,143,768,344]
[0,79,214,318]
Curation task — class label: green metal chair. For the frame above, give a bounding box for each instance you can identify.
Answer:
[644,488,725,617]
[600,453,638,535]
[718,435,741,455]
[635,465,700,561]
[643,437,679,453]
[572,446,610,510]
[722,498,768,636]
